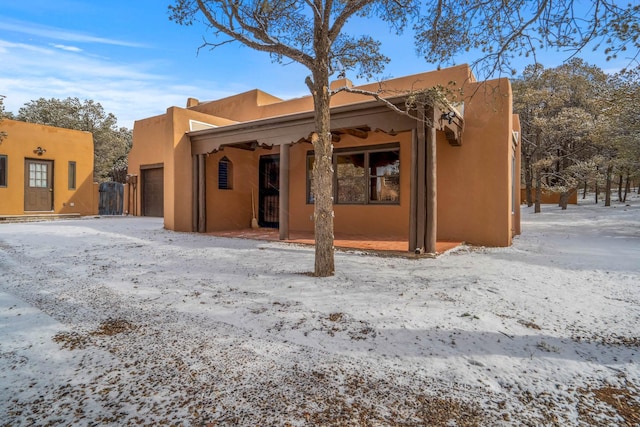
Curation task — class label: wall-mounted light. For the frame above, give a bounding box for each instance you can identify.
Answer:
[33,146,46,156]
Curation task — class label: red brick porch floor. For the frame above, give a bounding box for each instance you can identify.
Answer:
[208,228,461,256]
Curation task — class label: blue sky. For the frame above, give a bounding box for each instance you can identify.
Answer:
[0,1,633,128]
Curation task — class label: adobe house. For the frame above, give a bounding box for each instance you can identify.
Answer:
[127,64,521,251]
[0,119,97,217]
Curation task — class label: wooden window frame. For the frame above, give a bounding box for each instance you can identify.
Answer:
[28,161,49,188]
[306,143,400,205]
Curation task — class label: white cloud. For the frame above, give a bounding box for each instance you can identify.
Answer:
[51,44,83,52]
[0,17,313,129]
[0,38,237,128]
[0,18,147,48]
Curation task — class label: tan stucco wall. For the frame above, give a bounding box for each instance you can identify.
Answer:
[128,107,235,229]
[127,113,166,217]
[0,119,95,216]
[205,148,265,231]
[166,107,194,231]
[436,78,516,246]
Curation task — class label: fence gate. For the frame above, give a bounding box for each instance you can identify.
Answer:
[99,181,124,215]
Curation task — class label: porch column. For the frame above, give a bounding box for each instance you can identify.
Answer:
[425,108,437,254]
[409,107,436,254]
[409,115,427,253]
[198,154,206,233]
[409,129,417,251]
[279,143,290,240]
[192,155,198,232]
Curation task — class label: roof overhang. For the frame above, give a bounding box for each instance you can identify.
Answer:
[189,96,463,155]
[190,98,411,155]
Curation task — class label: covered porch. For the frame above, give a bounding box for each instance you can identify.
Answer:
[189,96,463,254]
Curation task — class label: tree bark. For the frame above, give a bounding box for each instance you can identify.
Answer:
[534,173,541,213]
[310,69,335,277]
[623,174,630,202]
[604,165,613,207]
[582,181,587,199]
[618,174,623,202]
[524,160,533,207]
[559,188,575,210]
[559,192,568,210]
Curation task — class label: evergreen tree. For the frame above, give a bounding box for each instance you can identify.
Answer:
[17,97,132,183]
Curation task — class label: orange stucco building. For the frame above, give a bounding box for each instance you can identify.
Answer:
[0,119,97,217]
[128,64,521,251]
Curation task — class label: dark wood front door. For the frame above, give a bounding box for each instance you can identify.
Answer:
[24,159,53,211]
[259,155,279,228]
[142,167,164,217]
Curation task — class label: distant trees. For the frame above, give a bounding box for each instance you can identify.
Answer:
[0,95,8,143]
[597,68,640,204]
[513,60,640,211]
[16,97,132,183]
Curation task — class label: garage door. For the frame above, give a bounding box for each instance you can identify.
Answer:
[142,167,163,217]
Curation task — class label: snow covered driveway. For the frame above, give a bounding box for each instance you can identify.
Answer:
[1,200,639,426]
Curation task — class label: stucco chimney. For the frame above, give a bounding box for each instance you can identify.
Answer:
[330,78,353,91]
[186,97,200,108]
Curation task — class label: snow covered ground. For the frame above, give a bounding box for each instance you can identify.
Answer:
[0,196,638,426]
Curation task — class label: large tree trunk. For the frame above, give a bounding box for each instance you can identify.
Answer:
[623,174,630,202]
[618,174,623,202]
[310,69,335,277]
[582,181,587,199]
[534,173,542,213]
[559,188,575,210]
[559,192,569,210]
[524,160,533,207]
[604,165,613,207]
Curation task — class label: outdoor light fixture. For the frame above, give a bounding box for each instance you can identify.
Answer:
[33,146,46,156]
[441,111,456,124]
